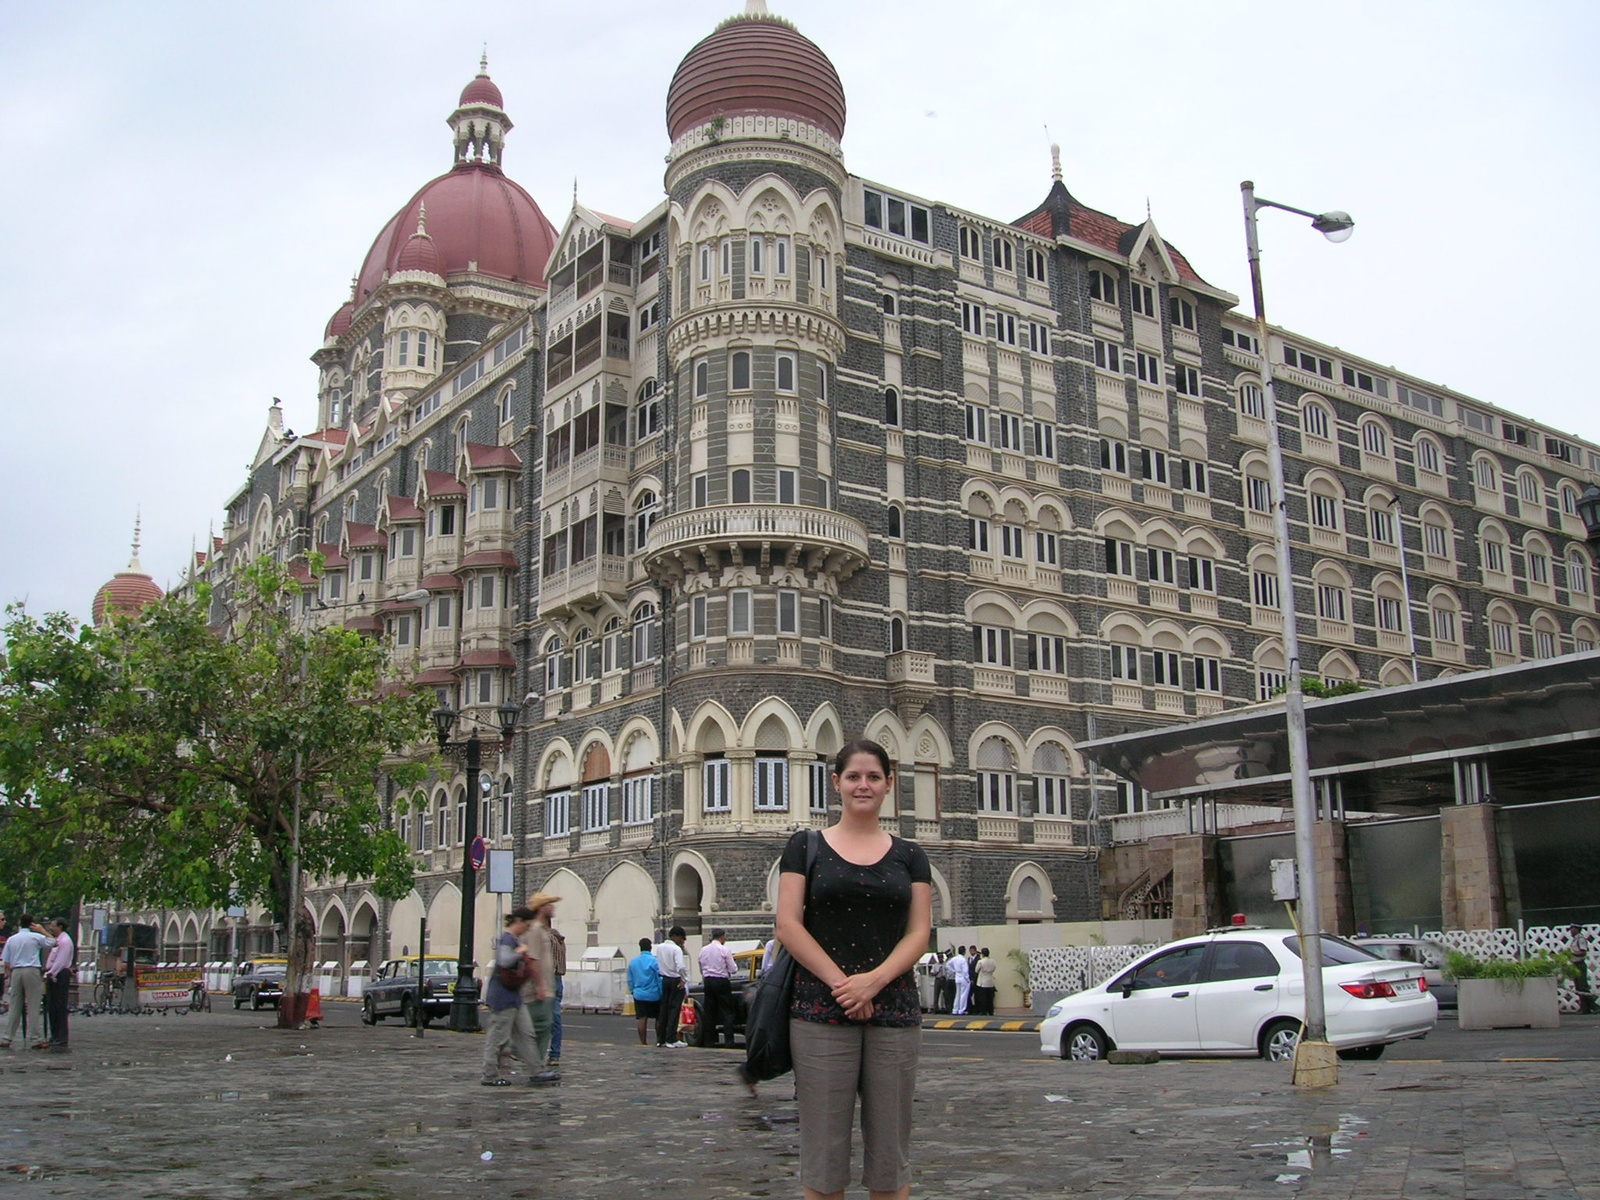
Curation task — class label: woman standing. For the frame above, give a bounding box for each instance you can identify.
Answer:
[776,739,932,1200]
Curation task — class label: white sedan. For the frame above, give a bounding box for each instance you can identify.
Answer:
[1038,928,1437,1062]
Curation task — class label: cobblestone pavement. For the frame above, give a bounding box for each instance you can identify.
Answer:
[2,1008,1598,1199]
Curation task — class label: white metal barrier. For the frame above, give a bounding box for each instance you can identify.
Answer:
[571,946,627,1012]
[347,960,369,999]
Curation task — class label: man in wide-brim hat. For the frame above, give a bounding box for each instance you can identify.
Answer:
[520,893,562,1082]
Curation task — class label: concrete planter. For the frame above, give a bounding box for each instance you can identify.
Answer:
[1457,975,1560,1030]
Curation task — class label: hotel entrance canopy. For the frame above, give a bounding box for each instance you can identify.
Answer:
[1079,652,1600,815]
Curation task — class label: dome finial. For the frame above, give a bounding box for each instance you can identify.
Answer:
[745,0,770,13]
[129,511,144,573]
[479,46,488,75]
[417,201,428,237]
[1051,142,1062,183]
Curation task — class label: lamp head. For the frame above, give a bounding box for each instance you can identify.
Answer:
[1312,210,1355,243]
[496,699,521,740]
[431,705,458,747]
[1578,484,1600,546]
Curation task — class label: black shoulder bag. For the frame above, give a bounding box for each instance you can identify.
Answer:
[739,830,819,1085]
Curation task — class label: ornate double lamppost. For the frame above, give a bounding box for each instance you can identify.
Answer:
[432,698,521,1033]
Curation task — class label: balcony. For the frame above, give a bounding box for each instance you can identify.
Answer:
[643,505,870,586]
[886,651,935,686]
[973,666,1015,696]
[537,554,628,617]
[543,443,629,503]
[977,815,1019,842]
[1108,802,1289,844]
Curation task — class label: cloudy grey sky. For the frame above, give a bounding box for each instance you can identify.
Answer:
[3,0,1596,622]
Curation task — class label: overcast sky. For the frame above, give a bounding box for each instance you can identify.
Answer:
[3,0,1597,623]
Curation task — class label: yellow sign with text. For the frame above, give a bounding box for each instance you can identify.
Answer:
[136,966,201,1007]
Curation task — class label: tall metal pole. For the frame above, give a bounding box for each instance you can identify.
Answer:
[448,731,483,1032]
[1241,181,1327,1046]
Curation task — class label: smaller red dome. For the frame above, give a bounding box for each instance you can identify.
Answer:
[324,301,354,340]
[667,11,846,142]
[93,571,164,626]
[396,229,444,276]
[460,72,504,109]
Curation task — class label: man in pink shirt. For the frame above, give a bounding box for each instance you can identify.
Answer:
[697,928,738,1049]
[43,919,74,1050]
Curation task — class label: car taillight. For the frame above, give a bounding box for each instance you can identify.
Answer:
[1340,980,1397,999]
[1417,976,1428,992]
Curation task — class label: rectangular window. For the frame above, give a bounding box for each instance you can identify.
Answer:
[977,771,1015,814]
[1361,422,1389,457]
[1139,447,1169,485]
[817,597,831,639]
[1239,382,1266,419]
[1168,296,1196,330]
[1105,538,1135,577]
[544,791,571,838]
[582,783,609,833]
[1342,365,1390,398]
[997,411,1022,451]
[1173,363,1200,397]
[778,589,798,635]
[691,594,708,639]
[1247,476,1273,513]
[776,237,789,275]
[967,517,991,553]
[1094,339,1121,372]
[693,473,708,508]
[1397,383,1444,417]
[1460,405,1493,433]
[702,758,731,812]
[1109,644,1138,681]
[1033,421,1055,461]
[748,236,764,275]
[1378,595,1405,632]
[730,350,751,390]
[1491,619,1514,654]
[1221,327,1259,353]
[862,188,931,244]
[1032,634,1066,674]
[1369,506,1395,545]
[1317,583,1347,622]
[1483,540,1506,574]
[1089,269,1117,305]
[1135,351,1160,385]
[434,595,453,628]
[994,312,1018,345]
[1147,546,1176,584]
[1035,531,1058,565]
[808,760,830,813]
[1536,629,1558,658]
[754,757,790,811]
[777,354,796,393]
[1253,570,1280,609]
[699,245,711,281]
[973,625,1012,667]
[1188,556,1216,592]
[1310,492,1340,530]
[1027,321,1050,354]
[1530,551,1550,585]
[1283,345,1334,378]
[1025,246,1047,282]
[778,469,797,504]
[622,776,654,825]
[1432,607,1457,645]
[721,238,732,276]
[1036,774,1069,817]
[729,589,752,636]
[1194,656,1222,693]
[1180,459,1208,494]
[1425,521,1449,558]
[1101,439,1129,474]
[1151,650,1181,687]
[965,403,988,444]
[1000,524,1025,559]
[1130,282,1156,317]
[1257,670,1287,701]
[961,301,984,335]
[392,614,414,648]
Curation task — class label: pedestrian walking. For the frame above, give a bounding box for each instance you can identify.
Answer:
[481,908,542,1087]
[2,915,52,1050]
[654,926,688,1047]
[521,893,562,1083]
[698,927,738,1048]
[627,937,662,1046]
[547,921,567,1068]
[42,919,73,1050]
[776,738,932,1200]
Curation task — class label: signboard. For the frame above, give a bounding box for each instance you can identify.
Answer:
[487,848,514,894]
[136,966,201,1007]
[469,836,487,871]
[1270,858,1299,902]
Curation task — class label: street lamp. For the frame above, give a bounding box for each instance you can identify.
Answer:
[1578,484,1600,549]
[1241,181,1352,1085]
[432,697,521,1033]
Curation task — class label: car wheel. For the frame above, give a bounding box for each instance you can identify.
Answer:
[249,989,263,1011]
[1061,1023,1109,1062]
[402,996,418,1029]
[233,994,243,1010]
[361,997,380,1026]
[1260,1019,1302,1062]
[1337,1043,1385,1061]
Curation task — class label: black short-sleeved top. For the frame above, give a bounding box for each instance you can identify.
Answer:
[780,829,931,1026]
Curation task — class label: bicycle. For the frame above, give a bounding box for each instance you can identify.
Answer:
[188,980,211,1013]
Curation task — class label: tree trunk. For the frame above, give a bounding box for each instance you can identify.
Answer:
[279,907,315,1028]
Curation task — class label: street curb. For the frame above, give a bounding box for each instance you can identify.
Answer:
[922,1018,1041,1033]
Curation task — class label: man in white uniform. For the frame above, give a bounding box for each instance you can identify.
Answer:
[950,947,972,1016]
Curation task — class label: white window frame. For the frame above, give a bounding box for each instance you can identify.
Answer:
[702,758,731,812]
[544,791,571,839]
[754,756,790,812]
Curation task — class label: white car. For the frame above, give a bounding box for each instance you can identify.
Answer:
[1038,928,1437,1063]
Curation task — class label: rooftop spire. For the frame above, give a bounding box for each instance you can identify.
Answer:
[128,511,144,573]
[1050,142,1062,183]
[417,202,429,237]
[745,0,770,13]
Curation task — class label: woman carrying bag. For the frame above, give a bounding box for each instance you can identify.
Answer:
[775,739,932,1200]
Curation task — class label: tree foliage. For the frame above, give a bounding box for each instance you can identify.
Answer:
[0,559,432,936]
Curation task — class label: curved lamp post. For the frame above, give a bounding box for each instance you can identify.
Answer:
[433,698,521,1033]
[1241,182,1352,1085]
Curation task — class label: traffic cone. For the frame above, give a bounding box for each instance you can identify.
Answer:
[305,988,323,1027]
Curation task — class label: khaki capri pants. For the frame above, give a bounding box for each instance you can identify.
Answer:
[790,1019,921,1195]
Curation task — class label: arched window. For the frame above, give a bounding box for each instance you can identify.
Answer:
[544,637,565,692]
[1302,398,1331,440]
[635,379,661,440]
[1480,523,1510,579]
[570,628,594,684]
[884,387,900,426]
[1429,589,1461,649]
[1518,471,1542,505]
[1415,435,1443,476]
[887,505,903,539]
[631,602,659,663]
[633,490,659,550]
[602,615,625,675]
[1238,381,1266,420]
[1487,601,1518,658]
[889,615,906,654]
[1473,455,1499,493]
[975,737,1016,814]
[1360,418,1390,458]
[1532,612,1561,659]
[1307,477,1342,532]
[731,469,751,504]
[1033,742,1071,818]
[1568,550,1592,596]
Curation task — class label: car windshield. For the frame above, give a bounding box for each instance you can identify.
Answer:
[1282,935,1381,965]
[424,961,456,977]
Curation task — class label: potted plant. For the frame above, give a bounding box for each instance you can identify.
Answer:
[1446,950,1568,1031]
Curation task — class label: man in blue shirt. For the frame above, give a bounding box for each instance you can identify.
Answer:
[627,937,662,1046]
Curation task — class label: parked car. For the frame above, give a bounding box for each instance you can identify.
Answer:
[682,946,765,1048]
[1038,927,1437,1063]
[231,959,288,1010]
[360,956,464,1027]
[1351,935,1457,1009]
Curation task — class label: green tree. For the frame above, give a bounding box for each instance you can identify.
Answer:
[0,559,432,1027]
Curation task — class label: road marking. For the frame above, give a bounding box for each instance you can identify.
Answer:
[1501,1057,1563,1062]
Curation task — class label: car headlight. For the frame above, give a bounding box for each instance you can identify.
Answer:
[1046,1001,1065,1018]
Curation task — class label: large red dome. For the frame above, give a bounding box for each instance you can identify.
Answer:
[355,164,558,302]
[666,12,846,143]
[93,570,163,626]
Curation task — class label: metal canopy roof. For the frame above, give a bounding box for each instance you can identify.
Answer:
[1079,651,1600,812]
